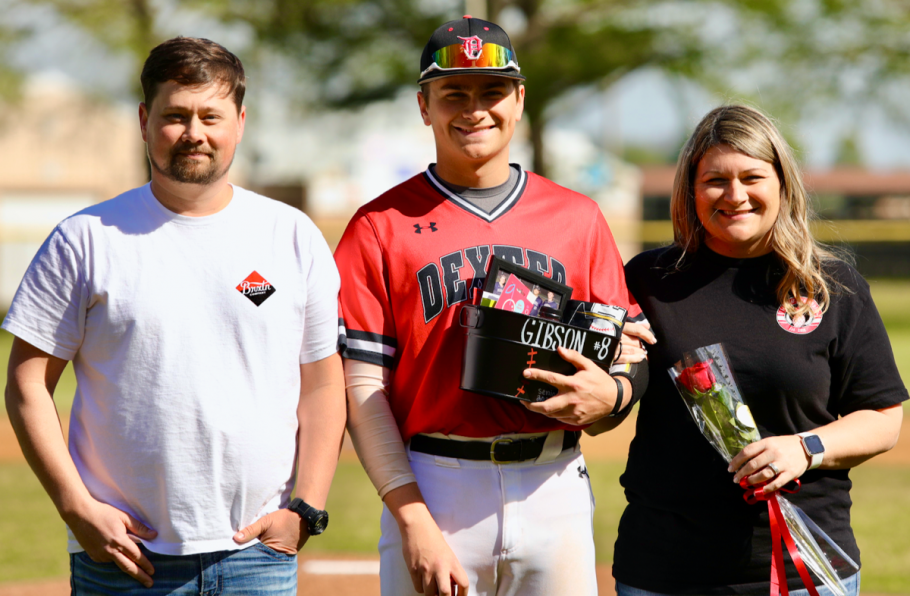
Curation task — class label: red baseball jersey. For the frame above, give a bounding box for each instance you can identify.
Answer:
[335,165,643,440]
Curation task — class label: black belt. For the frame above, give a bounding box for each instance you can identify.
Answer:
[409,431,580,464]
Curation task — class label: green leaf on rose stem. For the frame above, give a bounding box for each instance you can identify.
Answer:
[719,389,736,413]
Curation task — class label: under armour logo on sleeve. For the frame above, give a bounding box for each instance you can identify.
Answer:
[414,223,438,234]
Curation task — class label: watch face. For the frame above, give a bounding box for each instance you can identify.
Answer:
[803,435,824,455]
[310,511,329,535]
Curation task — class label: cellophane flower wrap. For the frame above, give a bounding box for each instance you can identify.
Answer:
[668,344,858,596]
[669,345,759,460]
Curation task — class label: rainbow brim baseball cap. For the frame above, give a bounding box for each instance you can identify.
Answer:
[418,15,525,84]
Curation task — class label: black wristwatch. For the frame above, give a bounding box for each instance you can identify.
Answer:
[288,498,329,536]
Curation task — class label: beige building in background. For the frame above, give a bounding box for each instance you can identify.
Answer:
[0,74,146,308]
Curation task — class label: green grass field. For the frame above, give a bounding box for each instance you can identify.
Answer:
[2,278,910,589]
[2,459,909,591]
[0,332,76,415]
[869,280,910,397]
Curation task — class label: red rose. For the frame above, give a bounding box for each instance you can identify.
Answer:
[678,360,716,393]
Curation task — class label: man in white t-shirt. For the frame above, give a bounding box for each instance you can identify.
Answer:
[3,37,345,595]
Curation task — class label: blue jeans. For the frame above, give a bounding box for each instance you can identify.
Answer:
[789,572,860,596]
[615,572,860,596]
[70,542,297,595]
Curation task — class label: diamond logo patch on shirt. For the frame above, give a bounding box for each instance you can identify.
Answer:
[236,271,276,306]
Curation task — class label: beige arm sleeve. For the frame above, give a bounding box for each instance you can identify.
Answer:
[344,359,417,498]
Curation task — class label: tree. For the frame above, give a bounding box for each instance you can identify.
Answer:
[196,0,910,175]
[28,0,158,98]
[834,133,863,167]
[0,32,23,102]
[18,0,910,174]
[504,1,705,174]
[196,0,711,175]
[0,0,31,102]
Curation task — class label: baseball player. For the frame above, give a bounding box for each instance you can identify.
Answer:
[334,16,650,596]
[543,291,559,310]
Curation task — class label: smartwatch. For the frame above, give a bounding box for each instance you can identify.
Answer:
[796,432,825,470]
[288,498,329,536]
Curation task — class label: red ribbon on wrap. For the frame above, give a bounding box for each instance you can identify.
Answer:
[740,479,820,596]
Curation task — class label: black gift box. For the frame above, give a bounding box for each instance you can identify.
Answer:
[459,304,622,403]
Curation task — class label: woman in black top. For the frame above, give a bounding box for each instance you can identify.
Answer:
[613,105,906,595]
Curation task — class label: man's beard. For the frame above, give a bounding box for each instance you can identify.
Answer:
[149,143,231,185]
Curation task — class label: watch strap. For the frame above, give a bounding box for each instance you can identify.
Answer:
[288,498,328,536]
[796,432,824,470]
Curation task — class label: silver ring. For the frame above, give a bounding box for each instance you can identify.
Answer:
[768,462,781,476]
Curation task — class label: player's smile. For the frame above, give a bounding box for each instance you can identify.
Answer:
[454,124,495,136]
[419,74,524,184]
[694,143,781,259]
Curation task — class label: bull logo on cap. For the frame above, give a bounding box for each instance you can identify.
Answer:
[458,35,484,60]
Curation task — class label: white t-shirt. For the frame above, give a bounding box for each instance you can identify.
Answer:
[2,184,340,555]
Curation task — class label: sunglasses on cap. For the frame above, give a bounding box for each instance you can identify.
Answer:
[419,41,521,79]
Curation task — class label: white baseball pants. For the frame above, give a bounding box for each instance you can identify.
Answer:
[378,434,598,596]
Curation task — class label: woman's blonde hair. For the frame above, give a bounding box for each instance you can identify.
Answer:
[671,105,839,318]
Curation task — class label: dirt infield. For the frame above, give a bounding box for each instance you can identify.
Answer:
[5,412,910,464]
[0,557,898,596]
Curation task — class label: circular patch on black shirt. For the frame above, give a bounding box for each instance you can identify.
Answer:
[777,296,823,334]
